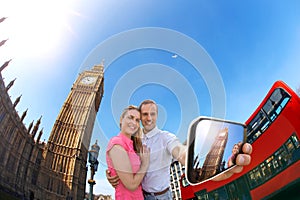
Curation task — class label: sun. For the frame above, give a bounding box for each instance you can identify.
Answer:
[0,0,80,59]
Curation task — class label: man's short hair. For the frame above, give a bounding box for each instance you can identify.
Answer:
[139,99,158,112]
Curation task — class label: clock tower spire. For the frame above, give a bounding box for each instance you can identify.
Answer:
[40,63,104,200]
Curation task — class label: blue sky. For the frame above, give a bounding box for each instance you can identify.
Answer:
[1,0,300,197]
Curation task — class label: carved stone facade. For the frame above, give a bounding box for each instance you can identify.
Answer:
[199,127,228,180]
[0,56,104,200]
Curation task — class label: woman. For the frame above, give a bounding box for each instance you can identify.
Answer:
[227,143,242,167]
[106,105,150,200]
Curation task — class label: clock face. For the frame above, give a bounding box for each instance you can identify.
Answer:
[80,76,97,85]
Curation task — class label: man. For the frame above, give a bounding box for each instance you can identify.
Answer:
[107,99,252,199]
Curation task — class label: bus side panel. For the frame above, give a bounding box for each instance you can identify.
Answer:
[250,161,300,200]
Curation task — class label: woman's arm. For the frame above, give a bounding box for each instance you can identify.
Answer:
[108,144,149,191]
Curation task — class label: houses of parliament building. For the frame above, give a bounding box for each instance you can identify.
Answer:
[0,58,104,200]
[0,17,105,200]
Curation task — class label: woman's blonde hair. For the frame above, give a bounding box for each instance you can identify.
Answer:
[119,105,143,153]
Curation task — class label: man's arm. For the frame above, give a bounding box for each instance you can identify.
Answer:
[171,143,187,165]
[172,142,252,181]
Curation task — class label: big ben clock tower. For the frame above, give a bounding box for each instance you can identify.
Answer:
[40,63,104,200]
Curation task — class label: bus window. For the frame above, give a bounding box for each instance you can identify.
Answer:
[226,177,251,200]
[278,148,289,168]
[285,139,296,153]
[263,88,290,121]
[181,176,190,187]
[226,183,238,200]
[285,134,300,162]
[254,168,263,185]
[247,111,269,143]
[291,134,300,148]
[247,88,291,143]
[248,111,264,130]
[260,162,271,180]
[274,147,287,170]
[247,171,257,188]
[208,187,228,200]
[194,189,208,200]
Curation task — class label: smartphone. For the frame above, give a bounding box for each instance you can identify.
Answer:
[186,116,246,185]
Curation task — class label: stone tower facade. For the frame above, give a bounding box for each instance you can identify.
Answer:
[199,127,228,180]
[39,64,104,200]
[0,60,104,200]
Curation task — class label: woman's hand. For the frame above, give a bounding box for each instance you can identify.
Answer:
[139,145,150,171]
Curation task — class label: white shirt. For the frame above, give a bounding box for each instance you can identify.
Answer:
[141,126,181,192]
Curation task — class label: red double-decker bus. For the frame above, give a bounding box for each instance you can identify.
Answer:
[180,80,300,199]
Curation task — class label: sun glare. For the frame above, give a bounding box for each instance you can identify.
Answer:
[1,0,77,59]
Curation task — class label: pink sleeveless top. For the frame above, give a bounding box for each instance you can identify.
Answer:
[106,133,143,200]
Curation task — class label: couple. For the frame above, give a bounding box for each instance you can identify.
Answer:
[106,99,252,200]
